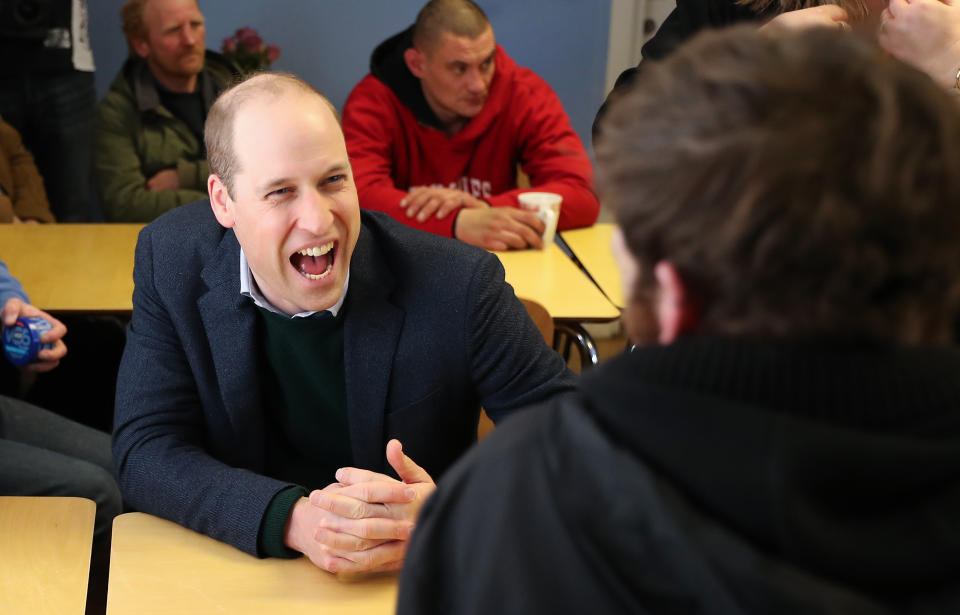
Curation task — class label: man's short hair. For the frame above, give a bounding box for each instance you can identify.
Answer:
[596,26,960,345]
[121,0,150,49]
[205,72,339,199]
[737,0,868,18]
[412,0,490,53]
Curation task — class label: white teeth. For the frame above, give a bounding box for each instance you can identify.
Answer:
[297,241,334,257]
[301,262,333,280]
[294,240,335,281]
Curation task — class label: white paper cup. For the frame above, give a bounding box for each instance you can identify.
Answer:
[518,192,562,248]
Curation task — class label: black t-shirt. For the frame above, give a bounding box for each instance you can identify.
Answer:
[155,77,207,149]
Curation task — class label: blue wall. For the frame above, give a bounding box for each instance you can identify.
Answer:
[89,0,610,150]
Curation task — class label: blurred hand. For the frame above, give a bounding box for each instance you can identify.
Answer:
[400,187,487,222]
[454,207,545,250]
[1,298,67,372]
[879,0,960,89]
[146,168,180,192]
[763,4,851,31]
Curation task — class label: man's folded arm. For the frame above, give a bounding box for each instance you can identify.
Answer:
[94,97,207,222]
[176,158,211,193]
[342,83,459,237]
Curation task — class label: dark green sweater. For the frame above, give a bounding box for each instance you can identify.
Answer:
[255,307,352,557]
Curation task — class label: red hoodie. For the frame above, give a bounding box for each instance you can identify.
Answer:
[343,27,599,238]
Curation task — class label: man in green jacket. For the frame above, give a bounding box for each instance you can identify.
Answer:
[94,0,238,222]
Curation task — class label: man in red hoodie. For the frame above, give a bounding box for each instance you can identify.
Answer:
[343,0,600,250]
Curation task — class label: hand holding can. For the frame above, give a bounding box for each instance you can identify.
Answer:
[2,317,55,366]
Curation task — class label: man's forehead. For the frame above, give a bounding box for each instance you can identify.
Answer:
[233,89,337,131]
[145,0,201,25]
[432,27,495,62]
[231,93,346,175]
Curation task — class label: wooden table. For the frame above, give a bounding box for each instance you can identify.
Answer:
[0,224,143,313]
[106,513,398,615]
[0,222,620,322]
[560,223,625,308]
[0,496,96,615]
[494,242,619,321]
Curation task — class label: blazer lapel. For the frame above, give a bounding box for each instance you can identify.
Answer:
[344,224,403,473]
[197,230,264,468]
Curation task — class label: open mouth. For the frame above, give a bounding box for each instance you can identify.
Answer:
[290,240,336,280]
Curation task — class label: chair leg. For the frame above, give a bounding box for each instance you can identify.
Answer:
[553,322,600,370]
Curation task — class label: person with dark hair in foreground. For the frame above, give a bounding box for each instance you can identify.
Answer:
[398,26,960,614]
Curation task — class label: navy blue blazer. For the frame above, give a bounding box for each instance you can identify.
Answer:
[112,202,576,556]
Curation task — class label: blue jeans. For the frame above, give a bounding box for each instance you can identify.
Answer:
[0,70,97,222]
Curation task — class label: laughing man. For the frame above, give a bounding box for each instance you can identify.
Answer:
[112,72,574,573]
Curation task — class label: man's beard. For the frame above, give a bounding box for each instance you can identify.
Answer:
[161,48,204,77]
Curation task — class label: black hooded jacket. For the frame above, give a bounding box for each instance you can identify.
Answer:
[399,337,960,614]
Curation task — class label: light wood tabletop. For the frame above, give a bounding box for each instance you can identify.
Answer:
[560,223,625,309]
[0,496,96,615]
[0,223,620,320]
[0,224,143,313]
[106,513,398,615]
[494,242,619,321]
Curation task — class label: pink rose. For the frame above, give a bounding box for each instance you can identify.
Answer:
[239,32,263,52]
[235,27,256,39]
[266,44,280,63]
[221,36,237,54]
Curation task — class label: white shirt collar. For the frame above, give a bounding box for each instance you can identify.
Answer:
[239,248,348,318]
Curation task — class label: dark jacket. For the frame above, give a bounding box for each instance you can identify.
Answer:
[112,201,576,557]
[399,337,960,614]
[94,52,238,222]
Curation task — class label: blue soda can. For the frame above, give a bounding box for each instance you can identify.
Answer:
[2,317,55,366]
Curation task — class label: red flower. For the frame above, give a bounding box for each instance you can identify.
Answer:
[266,44,280,64]
[223,25,280,74]
[238,31,263,52]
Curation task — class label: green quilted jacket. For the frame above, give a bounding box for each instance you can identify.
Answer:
[94,51,238,222]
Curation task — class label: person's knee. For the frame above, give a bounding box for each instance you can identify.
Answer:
[71,464,122,519]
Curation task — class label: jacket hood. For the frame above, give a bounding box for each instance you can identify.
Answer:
[369,25,512,136]
[369,27,426,117]
[580,337,960,602]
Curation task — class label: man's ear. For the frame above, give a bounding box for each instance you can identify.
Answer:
[208,174,235,228]
[132,37,150,59]
[404,47,426,79]
[654,261,698,344]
